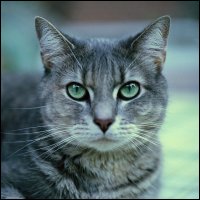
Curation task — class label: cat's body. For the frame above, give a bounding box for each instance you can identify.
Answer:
[1,16,170,199]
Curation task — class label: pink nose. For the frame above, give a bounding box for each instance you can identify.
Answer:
[94,118,114,133]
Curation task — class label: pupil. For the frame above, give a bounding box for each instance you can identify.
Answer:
[128,85,131,92]
[74,85,79,93]
[128,84,133,93]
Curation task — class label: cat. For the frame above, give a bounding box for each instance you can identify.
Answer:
[1,15,170,199]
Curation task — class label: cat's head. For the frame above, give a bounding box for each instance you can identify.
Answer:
[35,16,170,152]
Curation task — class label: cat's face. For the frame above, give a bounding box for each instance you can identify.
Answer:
[35,16,170,152]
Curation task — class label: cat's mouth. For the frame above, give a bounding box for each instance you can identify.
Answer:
[86,135,124,152]
[92,136,116,143]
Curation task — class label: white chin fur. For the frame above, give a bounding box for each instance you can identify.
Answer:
[83,138,127,152]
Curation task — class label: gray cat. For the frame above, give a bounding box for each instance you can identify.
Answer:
[1,15,170,199]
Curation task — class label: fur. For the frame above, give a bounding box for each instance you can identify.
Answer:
[1,15,170,199]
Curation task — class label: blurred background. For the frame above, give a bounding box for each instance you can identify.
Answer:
[1,1,199,198]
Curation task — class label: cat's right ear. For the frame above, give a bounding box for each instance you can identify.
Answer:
[119,16,170,72]
[35,16,75,71]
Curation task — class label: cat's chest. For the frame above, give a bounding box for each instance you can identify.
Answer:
[29,150,158,198]
[53,154,136,198]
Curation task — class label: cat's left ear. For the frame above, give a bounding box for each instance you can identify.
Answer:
[121,16,170,71]
[35,16,78,71]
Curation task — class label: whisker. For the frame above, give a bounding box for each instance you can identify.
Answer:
[125,54,141,72]
[122,131,158,155]
[8,106,48,110]
[122,137,141,154]
[129,137,144,153]
[7,99,67,110]
[132,137,155,153]
[6,129,69,159]
[122,125,159,146]
[2,126,68,135]
[19,141,63,157]
[38,135,78,160]
[133,134,159,146]
[137,123,163,127]
[1,124,67,133]
[137,133,158,141]
[63,38,83,71]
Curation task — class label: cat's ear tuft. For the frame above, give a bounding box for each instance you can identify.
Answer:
[132,15,170,50]
[134,16,170,71]
[35,16,75,70]
[121,16,170,72]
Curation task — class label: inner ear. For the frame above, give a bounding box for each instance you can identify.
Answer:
[131,16,170,51]
[118,16,170,71]
[35,17,78,70]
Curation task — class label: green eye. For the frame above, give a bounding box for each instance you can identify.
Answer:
[66,82,88,101]
[118,81,140,100]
